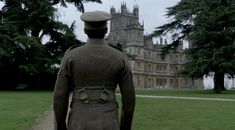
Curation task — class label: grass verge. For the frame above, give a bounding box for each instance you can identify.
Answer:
[0,91,52,130]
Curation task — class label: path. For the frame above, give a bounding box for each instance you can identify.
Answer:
[28,106,54,130]
[135,94,235,102]
[29,94,235,130]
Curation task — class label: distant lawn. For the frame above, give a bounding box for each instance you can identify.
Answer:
[0,91,52,130]
[131,97,235,130]
[1,89,235,130]
[118,89,235,130]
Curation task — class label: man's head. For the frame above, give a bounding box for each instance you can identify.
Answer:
[80,11,111,39]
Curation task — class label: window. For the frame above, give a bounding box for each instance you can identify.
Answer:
[148,51,151,58]
[148,64,151,72]
[138,77,141,86]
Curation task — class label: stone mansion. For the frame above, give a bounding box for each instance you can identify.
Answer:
[107,4,203,88]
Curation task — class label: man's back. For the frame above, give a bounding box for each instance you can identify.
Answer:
[68,39,125,89]
[53,11,135,130]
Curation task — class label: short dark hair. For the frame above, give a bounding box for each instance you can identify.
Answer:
[85,28,107,39]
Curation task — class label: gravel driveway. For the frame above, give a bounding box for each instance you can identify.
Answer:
[28,106,54,130]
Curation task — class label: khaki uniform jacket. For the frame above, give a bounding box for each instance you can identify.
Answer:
[53,39,136,130]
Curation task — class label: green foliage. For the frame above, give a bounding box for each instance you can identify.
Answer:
[153,0,235,93]
[0,0,54,75]
[0,0,99,89]
[13,35,46,74]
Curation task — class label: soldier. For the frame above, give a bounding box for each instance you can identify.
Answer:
[53,11,136,130]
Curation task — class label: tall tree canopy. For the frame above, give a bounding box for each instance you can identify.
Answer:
[0,0,102,89]
[153,0,235,93]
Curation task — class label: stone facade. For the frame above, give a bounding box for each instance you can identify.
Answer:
[108,3,203,88]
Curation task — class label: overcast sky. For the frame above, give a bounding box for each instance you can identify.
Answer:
[56,0,180,41]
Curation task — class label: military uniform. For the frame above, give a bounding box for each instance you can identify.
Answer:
[53,11,135,130]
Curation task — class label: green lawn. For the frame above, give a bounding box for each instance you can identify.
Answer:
[121,89,235,130]
[0,91,52,130]
[131,97,235,130]
[0,89,235,130]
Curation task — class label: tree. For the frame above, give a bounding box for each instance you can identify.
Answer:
[153,0,235,93]
[0,0,102,89]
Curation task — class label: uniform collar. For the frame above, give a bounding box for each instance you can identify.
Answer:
[87,38,106,45]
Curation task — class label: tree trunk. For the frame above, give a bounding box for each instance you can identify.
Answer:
[213,72,224,93]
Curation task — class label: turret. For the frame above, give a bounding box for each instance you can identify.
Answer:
[109,3,144,45]
[110,6,116,15]
[133,5,139,17]
[121,2,127,14]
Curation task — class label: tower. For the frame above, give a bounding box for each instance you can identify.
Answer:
[109,4,144,45]
[133,5,139,17]
[121,2,127,14]
[110,6,115,15]
[108,3,204,89]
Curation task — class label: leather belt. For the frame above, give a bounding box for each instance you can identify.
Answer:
[73,86,116,104]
